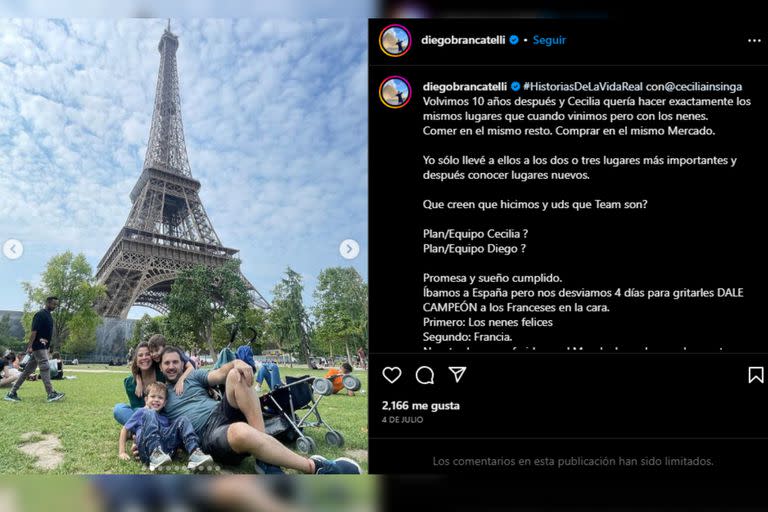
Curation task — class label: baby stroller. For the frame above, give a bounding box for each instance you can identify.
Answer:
[260,372,361,454]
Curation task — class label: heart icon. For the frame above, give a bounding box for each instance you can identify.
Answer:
[382,366,402,384]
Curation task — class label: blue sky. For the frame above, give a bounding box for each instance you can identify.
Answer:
[0,19,367,318]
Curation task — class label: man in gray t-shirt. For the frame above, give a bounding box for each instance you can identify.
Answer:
[158,346,361,474]
[163,368,219,435]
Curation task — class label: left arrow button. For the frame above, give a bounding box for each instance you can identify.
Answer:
[2,239,23,260]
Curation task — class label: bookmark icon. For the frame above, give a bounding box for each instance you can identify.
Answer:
[748,366,764,384]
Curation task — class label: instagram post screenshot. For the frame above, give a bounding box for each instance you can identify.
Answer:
[1,1,766,511]
[370,7,766,509]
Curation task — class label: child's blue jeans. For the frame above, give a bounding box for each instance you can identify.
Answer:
[138,410,199,463]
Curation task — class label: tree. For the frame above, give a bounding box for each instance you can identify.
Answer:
[64,311,102,358]
[128,313,167,349]
[243,307,268,354]
[211,306,268,355]
[21,251,106,355]
[267,267,312,368]
[312,267,368,363]
[0,314,10,340]
[0,314,25,354]
[166,260,250,359]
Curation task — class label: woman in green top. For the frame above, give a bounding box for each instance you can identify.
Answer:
[113,342,164,425]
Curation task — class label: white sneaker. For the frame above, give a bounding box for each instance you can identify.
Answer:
[148,447,172,471]
[186,448,214,471]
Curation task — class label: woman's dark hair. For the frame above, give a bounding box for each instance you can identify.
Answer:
[129,342,154,376]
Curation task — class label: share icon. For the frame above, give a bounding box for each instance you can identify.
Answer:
[448,366,467,383]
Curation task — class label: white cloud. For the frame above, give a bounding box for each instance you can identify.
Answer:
[121,113,148,146]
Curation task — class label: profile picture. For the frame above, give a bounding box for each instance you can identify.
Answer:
[379,24,411,57]
[378,76,411,108]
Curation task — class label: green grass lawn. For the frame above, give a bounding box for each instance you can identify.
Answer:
[0,365,368,475]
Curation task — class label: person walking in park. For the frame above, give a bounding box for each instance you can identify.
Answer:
[4,296,65,402]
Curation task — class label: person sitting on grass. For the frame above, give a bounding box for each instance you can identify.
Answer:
[118,381,215,472]
[49,352,64,380]
[13,353,37,381]
[1,358,21,388]
[4,352,19,370]
[325,362,355,396]
[235,345,282,393]
[113,341,165,425]
[150,346,361,474]
[148,334,196,395]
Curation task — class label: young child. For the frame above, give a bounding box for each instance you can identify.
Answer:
[0,357,21,388]
[146,334,195,396]
[118,382,214,472]
[325,362,355,396]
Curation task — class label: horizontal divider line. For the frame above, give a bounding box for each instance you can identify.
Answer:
[369,352,768,355]
[370,437,768,440]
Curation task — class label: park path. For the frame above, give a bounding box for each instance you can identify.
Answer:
[64,368,128,374]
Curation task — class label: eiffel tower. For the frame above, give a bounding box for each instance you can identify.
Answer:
[96,22,268,318]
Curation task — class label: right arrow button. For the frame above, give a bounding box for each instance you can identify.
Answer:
[339,239,360,260]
